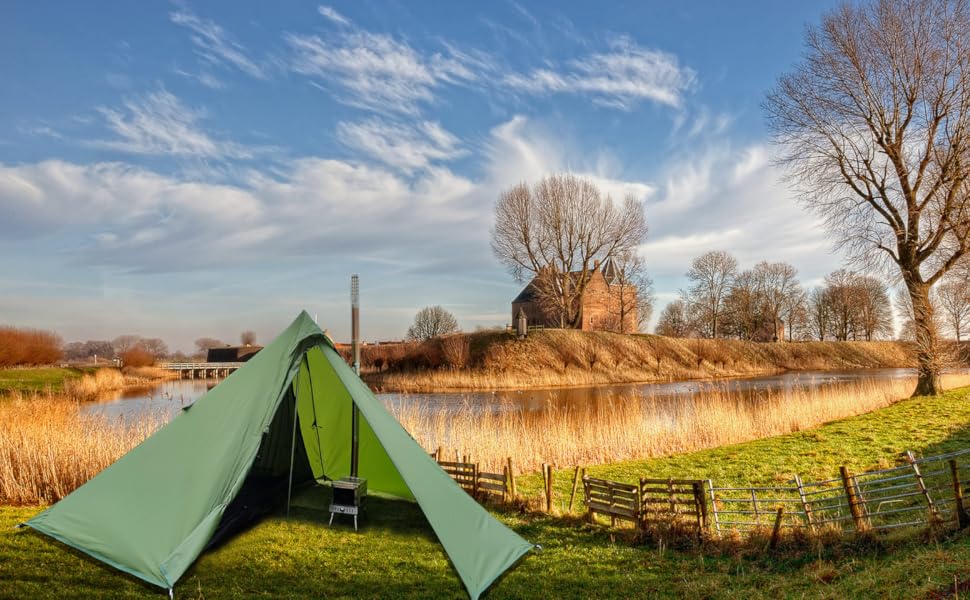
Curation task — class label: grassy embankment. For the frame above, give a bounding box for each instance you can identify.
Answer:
[0,365,175,400]
[364,329,918,392]
[5,387,970,597]
[0,367,94,395]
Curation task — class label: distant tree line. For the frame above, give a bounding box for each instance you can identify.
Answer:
[655,251,894,342]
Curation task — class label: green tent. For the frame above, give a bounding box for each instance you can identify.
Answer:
[24,312,532,598]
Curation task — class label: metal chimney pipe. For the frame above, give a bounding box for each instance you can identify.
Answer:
[350,274,360,478]
[351,274,360,375]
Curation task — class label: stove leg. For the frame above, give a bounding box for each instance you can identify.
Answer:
[329,512,334,527]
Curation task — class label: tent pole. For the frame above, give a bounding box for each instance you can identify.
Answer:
[286,390,299,518]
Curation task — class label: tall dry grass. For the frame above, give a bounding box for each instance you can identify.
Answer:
[367,329,921,392]
[0,393,163,505]
[63,368,126,400]
[391,372,970,474]
[62,367,175,401]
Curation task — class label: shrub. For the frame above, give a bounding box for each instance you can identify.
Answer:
[0,326,63,366]
[441,335,471,369]
[120,346,155,368]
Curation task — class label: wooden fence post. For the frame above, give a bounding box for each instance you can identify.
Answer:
[569,466,581,513]
[506,457,517,500]
[544,464,554,513]
[435,446,443,462]
[793,474,815,532]
[840,466,868,532]
[502,465,510,503]
[693,481,708,532]
[541,462,548,512]
[950,459,970,529]
[769,507,785,550]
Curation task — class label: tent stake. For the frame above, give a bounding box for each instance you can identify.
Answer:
[286,391,299,518]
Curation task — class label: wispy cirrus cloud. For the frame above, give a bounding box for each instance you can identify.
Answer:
[317,5,350,27]
[93,90,255,159]
[285,14,489,115]
[336,118,466,173]
[505,37,696,109]
[170,8,266,79]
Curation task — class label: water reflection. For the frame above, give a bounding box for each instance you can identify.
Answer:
[81,368,933,423]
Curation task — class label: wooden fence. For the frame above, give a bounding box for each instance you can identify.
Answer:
[428,446,970,543]
[579,447,970,540]
[431,451,513,503]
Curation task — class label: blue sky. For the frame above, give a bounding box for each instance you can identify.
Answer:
[1,1,847,351]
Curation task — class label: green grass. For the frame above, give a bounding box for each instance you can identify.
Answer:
[4,389,970,598]
[0,367,94,395]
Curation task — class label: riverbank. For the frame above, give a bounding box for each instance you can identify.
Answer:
[3,385,970,597]
[363,329,920,392]
[0,365,176,399]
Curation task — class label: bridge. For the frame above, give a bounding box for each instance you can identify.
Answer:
[159,362,246,379]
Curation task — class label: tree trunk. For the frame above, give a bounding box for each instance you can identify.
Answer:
[908,281,943,397]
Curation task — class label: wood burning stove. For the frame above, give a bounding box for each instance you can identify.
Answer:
[329,476,367,531]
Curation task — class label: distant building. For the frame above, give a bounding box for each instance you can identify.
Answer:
[206,345,263,363]
[511,258,638,332]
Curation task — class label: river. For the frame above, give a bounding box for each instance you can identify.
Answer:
[82,367,934,423]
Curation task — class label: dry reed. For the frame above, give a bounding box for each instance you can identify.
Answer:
[367,330,919,392]
[0,393,163,505]
[390,373,970,474]
[63,368,126,400]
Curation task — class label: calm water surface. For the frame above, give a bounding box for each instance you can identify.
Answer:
[82,368,928,423]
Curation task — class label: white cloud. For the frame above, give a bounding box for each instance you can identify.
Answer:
[318,5,350,26]
[286,19,486,115]
[505,37,696,109]
[0,116,658,276]
[641,143,835,280]
[93,90,255,159]
[173,67,226,90]
[336,118,466,173]
[170,8,265,79]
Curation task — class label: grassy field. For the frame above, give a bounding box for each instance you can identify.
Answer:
[0,367,93,395]
[364,330,920,392]
[4,388,970,598]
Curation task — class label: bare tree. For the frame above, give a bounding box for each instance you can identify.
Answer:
[684,250,738,338]
[195,337,225,354]
[855,275,894,340]
[825,270,862,341]
[806,287,832,341]
[655,299,693,337]
[112,335,142,355]
[753,261,802,342]
[240,330,257,346]
[766,0,970,395]
[935,276,970,341]
[605,250,655,333]
[723,269,765,340]
[139,338,169,359]
[406,306,460,341]
[784,289,809,341]
[492,173,648,328]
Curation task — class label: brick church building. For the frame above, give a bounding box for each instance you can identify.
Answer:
[511,258,639,333]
